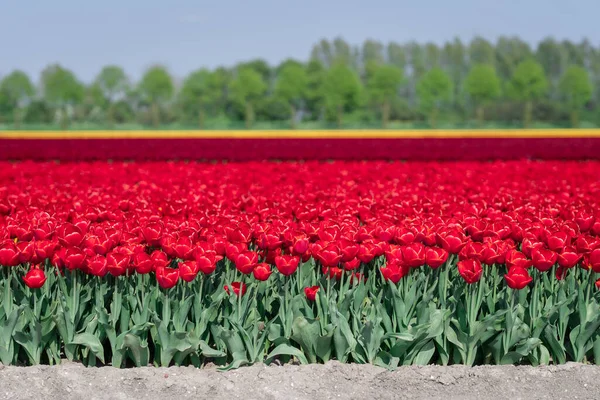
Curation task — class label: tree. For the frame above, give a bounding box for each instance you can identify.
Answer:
[230,66,267,128]
[507,59,548,127]
[305,60,326,120]
[416,68,453,128]
[274,60,308,128]
[0,70,35,129]
[367,65,403,127]
[138,66,174,127]
[40,64,84,129]
[559,65,592,127]
[464,64,501,125]
[469,37,495,65]
[322,63,362,128]
[94,65,129,126]
[179,69,220,128]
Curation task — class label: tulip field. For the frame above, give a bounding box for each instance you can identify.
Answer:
[2,159,600,370]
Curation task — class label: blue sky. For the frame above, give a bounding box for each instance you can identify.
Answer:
[2,0,598,82]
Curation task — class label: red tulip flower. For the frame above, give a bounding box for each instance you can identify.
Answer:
[87,254,108,277]
[235,251,258,274]
[304,286,320,301]
[425,247,448,269]
[274,255,300,276]
[23,267,46,289]
[224,282,247,297]
[505,266,533,290]
[253,263,272,281]
[531,248,557,272]
[457,259,483,284]
[156,266,179,289]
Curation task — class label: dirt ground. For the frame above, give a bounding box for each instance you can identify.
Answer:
[1,361,599,400]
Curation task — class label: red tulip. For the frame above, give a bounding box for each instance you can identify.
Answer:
[151,250,169,270]
[380,262,410,283]
[342,257,361,271]
[23,268,46,289]
[274,255,300,276]
[87,254,108,277]
[304,286,319,301]
[402,243,426,268]
[0,240,20,266]
[316,244,342,267]
[178,260,200,282]
[156,266,179,289]
[546,231,570,252]
[585,248,600,273]
[339,239,359,262]
[557,246,582,269]
[425,247,448,269]
[224,282,247,297]
[505,266,533,290]
[106,251,130,276]
[531,248,557,272]
[505,250,531,270]
[253,263,272,281]
[141,221,163,246]
[457,259,483,284]
[133,252,153,274]
[63,247,87,271]
[436,230,466,254]
[56,223,84,247]
[235,251,258,274]
[595,278,600,291]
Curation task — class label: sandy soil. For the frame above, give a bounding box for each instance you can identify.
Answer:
[0,361,598,400]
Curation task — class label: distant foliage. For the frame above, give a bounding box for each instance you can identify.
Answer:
[1,36,600,128]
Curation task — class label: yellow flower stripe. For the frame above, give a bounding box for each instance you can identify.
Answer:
[2,129,600,139]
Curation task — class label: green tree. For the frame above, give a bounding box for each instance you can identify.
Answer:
[274,60,308,128]
[305,60,326,120]
[94,65,129,126]
[0,70,35,129]
[367,64,403,127]
[416,67,453,128]
[179,69,221,129]
[40,64,84,129]
[138,66,174,127]
[230,66,267,129]
[322,63,362,127]
[464,64,502,125]
[507,59,548,127]
[559,65,592,127]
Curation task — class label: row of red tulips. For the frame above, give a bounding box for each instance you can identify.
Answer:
[2,160,600,368]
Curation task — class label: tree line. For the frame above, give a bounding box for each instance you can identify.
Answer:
[1,36,599,129]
